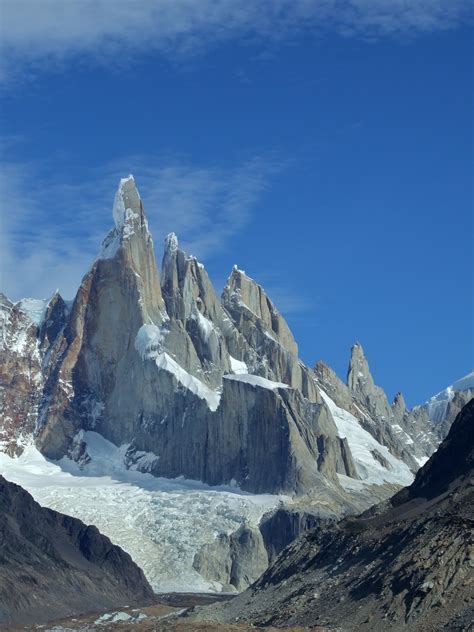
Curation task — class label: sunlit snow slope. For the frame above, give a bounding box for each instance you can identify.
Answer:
[0,432,282,593]
[425,371,474,423]
[318,388,414,488]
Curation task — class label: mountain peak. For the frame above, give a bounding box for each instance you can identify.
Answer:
[112,174,142,230]
[222,265,298,357]
[164,232,179,254]
[347,341,370,381]
[392,391,407,412]
[351,341,365,357]
[232,264,247,276]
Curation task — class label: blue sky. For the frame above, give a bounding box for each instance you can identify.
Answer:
[0,0,472,405]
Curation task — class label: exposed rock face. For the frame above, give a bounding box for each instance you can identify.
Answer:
[222,267,319,401]
[196,400,474,631]
[194,505,341,590]
[347,343,438,467]
[0,295,44,455]
[0,475,154,625]
[259,508,332,565]
[315,343,439,472]
[222,266,298,357]
[27,177,362,496]
[193,525,269,592]
[1,176,463,506]
[394,396,473,503]
[161,231,233,387]
[39,291,69,351]
[36,175,167,459]
[435,388,474,438]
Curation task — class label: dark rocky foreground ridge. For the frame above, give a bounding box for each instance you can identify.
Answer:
[192,399,474,631]
[0,476,154,625]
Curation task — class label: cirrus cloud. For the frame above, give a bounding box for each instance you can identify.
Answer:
[0,0,471,83]
[0,151,282,300]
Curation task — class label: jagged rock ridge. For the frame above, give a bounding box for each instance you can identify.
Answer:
[0,175,460,503]
[314,343,439,471]
[2,177,356,497]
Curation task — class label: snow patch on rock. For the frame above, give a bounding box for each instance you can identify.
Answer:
[425,371,474,423]
[229,355,248,375]
[224,373,289,391]
[16,298,49,326]
[165,232,179,254]
[98,228,121,260]
[318,388,413,488]
[156,352,222,412]
[134,324,167,359]
[113,174,136,229]
[135,324,221,411]
[191,309,215,342]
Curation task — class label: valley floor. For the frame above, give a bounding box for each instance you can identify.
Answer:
[2,600,332,632]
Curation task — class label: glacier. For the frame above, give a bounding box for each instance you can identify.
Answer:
[0,431,283,593]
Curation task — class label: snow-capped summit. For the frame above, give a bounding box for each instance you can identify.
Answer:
[422,371,474,438]
[164,231,179,254]
[15,297,49,327]
[112,174,140,229]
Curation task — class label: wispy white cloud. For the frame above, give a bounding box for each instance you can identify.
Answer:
[0,153,280,300]
[1,0,471,82]
[264,286,314,316]
[0,161,100,301]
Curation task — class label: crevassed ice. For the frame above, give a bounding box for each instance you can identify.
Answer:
[0,432,283,593]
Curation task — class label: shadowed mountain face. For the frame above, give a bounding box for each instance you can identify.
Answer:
[393,397,474,503]
[0,476,154,625]
[194,399,474,631]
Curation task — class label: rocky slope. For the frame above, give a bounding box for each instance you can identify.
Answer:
[314,344,438,470]
[0,296,41,454]
[196,398,474,631]
[0,475,154,625]
[193,525,269,592]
